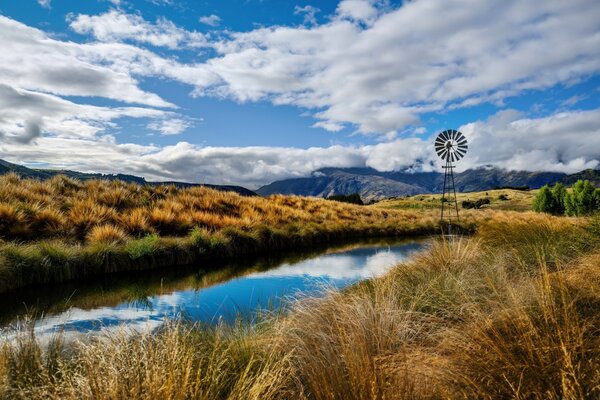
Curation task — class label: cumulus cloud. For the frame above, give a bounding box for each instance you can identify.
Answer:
[459,108,600,173]
[4,108,598,188]
[193,0,600,134]
[199,14,221,27]
[0,16,173,108]
[147,118,193,135]
[69,10,208,49]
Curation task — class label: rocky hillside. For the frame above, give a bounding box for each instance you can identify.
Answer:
[257,167,600,202]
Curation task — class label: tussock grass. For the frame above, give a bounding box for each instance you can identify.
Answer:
[0,174,450,291]
[1,213,599,399]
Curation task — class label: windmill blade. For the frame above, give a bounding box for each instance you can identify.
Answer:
[440,130,450,141]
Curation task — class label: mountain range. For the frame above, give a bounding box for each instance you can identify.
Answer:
[257,167,600,202]
[2,158,599,202]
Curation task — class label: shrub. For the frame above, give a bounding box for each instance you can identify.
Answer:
[565,180,600,216]
[551,183,567,215]
[462,198,490,209]
[498,194,509,201]
[533,185,557,214]
[327,193,364,205]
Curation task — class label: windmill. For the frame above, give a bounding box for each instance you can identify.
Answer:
[435,129,468,232]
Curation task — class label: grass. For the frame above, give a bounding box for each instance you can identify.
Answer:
[377,188,538,212]
[1,212,599,399]
[0,173,462,292]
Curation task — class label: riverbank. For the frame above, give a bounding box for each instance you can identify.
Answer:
[1,212,598,399]
[0,174,475,293]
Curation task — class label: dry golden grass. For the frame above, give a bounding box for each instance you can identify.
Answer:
[1,212,598,399]
[0,174,453,291]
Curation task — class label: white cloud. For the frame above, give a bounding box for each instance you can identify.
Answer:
[190,0,600,135]
[0,16,173,107]
[459,108,600,173]
[199,14,221,27]
[69,10,208,49]
[3,108,598,187]
[37,0,51,9]
[294,5,320,26]
[147,118,192,135]
[335,0,379,24]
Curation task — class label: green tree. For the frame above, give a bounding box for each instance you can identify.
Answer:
[551,183,567,215]
[533,185,555,214]
[564,180,599,216]
[572,180,597,215]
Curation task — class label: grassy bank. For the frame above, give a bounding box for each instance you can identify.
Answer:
[1,212,599,399]
[0,174,462,292]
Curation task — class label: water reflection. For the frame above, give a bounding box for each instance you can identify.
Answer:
[0,238,425,338]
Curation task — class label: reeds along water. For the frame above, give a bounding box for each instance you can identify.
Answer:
[0,173,449,291]
[1,213,599,399]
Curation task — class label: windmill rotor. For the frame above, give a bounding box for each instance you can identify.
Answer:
[435,129,468,163]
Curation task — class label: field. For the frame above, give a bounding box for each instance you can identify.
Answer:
[376,188,537,212]
[0,173,457,292]
[1,211,599,399]
[1,174,599,399]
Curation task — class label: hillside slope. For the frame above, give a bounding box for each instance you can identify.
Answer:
[258,167,599,201]
[0,159,256,196]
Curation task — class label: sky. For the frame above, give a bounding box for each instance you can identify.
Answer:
[0,0,599,188]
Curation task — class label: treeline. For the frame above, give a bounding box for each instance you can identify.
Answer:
[533,180,600,216]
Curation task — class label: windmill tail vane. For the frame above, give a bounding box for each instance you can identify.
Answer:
[435,130,468,229]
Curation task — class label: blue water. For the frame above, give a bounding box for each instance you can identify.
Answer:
[6,239,425,337]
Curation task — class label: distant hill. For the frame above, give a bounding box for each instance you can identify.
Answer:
[0,159,256,196]
[257,167,600,202]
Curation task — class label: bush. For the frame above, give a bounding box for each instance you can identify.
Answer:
[462,198,490,209]
[565,180,600,216]
[498,194,509,201]
[327,193,364,205]
[533,185,557,214]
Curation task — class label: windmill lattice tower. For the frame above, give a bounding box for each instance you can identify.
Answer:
[434,129,468,229]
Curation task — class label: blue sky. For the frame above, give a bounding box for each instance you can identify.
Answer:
[0,0,599,187]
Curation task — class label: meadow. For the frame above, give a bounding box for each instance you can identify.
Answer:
[376,188,537,212]
[0,173,453,292]
[1,174,599,399]
[1,211,599,399]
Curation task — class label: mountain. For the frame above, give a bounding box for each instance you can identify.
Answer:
[257,167,600,202]
[0,159,256,196]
